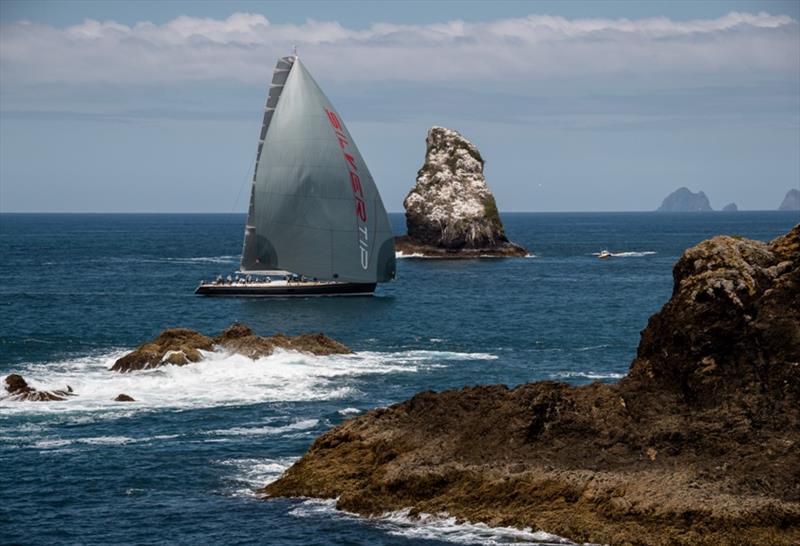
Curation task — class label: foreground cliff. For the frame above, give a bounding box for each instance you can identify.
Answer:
[395,127,527,257]
[265,225,800,545]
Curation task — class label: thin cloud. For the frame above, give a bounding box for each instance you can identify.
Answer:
[0,11,797,85]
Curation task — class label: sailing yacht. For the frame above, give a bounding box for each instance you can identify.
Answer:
[196,54,396,297]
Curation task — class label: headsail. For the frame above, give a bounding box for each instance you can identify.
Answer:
[242,57,396,283]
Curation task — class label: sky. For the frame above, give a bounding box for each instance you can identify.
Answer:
[0,0,798,213]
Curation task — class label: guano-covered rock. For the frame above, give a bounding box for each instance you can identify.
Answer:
[396,127,527,257]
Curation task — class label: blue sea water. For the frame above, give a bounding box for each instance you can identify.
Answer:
[1,211,798,545]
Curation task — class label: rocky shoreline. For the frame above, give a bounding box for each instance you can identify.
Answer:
[265,225,800,545]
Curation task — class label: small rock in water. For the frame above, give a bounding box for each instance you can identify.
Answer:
[111,322,351,372]
[114,394,135,402]
[3,373,75,402]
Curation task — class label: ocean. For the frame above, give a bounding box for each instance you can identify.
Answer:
[1,211,798,545]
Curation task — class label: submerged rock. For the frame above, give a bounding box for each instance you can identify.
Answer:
[396,127,527,257]
[779,188,800,211]
[265,225,800,546]
[657,187,713,212]
[4,374,75,402]
[111,323,350,372]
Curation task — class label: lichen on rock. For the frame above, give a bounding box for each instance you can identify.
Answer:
[397,127,527,257]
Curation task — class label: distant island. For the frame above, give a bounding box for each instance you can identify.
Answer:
[779,189,800,211]
[722,202,738,212]
[656,187,712,212]
[394,126,527,258]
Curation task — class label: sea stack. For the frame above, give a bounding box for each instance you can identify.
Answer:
[722,202,738,212]
[657,187,712,211]
[779,189,800,211]
[395,127,527,257]
[265,225,800,546]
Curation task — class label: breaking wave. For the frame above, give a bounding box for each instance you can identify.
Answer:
[0,348,497,416]
[216,456,298,497]
[549,371,625,380]
[289,499,576,545]
[591,251,656,257]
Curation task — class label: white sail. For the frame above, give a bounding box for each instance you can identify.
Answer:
[241,57,395,283]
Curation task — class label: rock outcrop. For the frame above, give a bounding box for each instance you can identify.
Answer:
[779,188,800,211]
[114,394,135,402]
[722,202,738,212]
[265,225,800,546]
[395,127,527,257]
[111,323,350,372]
[657,187,713,212]
[3,374,75,401]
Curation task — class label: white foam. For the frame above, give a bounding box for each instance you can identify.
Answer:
[0,347,496,416]
[572,344,611,352]
[216,456,297,497]
[205,419,319,437]
[289,500,577,545]
[591,251,656,258]
[396,250,426,258]
[550,371,624,380]
[338,407,361,415]
[32,435,135,449]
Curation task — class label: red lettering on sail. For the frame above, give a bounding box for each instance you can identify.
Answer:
[344,153,357,172]
[326,110,341,130]
[350,172,363,196]
[324,107,370,270]
[355,198,367,222]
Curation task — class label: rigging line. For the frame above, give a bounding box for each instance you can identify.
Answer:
[228,155,257,224]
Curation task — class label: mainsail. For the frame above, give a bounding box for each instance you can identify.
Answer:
[240,56,396,283]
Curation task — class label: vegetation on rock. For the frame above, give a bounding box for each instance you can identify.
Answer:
[399,126,527,257]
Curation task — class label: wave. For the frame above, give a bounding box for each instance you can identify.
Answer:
[204,419,319,438]
[289,499,574,545]
[396,251,537,259]
[592,251,656,257]
[549,371,625,380]
[164,255,239,265]
[572,344,611,352]
[215,456,298,497]
[0,347,497,416]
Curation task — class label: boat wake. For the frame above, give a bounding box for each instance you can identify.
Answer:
[0,348,497,416]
